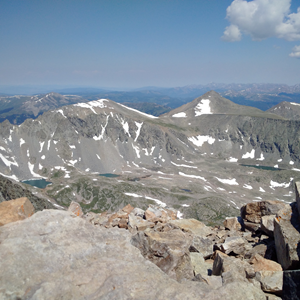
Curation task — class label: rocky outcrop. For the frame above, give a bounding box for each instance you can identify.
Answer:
[2,192,300,299]
[0,197,34,226]
[0,174,54,211]
[0,209,266,300]
[241,200,287,227]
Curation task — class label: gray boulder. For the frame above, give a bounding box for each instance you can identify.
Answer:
[131,228,194,281]
[212,251,255,281]
[241,200,288,224]
[190,252,213,276]
[168,219,214,258]
[261,215,276,237]
[274,203,300,270]
[223,217,242,231]
[0,210,213,299]
[255,271,283,294]
[220,236,252,256]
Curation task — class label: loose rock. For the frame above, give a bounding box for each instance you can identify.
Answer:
[0,197,35,226]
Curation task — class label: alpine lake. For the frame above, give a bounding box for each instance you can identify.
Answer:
[21,178,52,189]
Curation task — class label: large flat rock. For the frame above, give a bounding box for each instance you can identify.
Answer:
[0,210,266,299]
[0,210,211,299]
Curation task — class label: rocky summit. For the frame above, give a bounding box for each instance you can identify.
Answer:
[1,181,300,299]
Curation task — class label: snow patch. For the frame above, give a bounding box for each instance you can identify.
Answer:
[0,153,18,167]
[57,109,67,118]
[132,144,140,158]
[270,180,290,189]
[39,141,45,152]
[195,99,212,116]
[74,99,108,113]
[171,161,197,169]
[177,211,183,219]
[256,153,265,161]
[158,176,172,180]
[179,172,206,181]
[121,120,130,136]
[188,135,215,147]
[242,149,255,159]
[172,112,187,118]
[28,162,42,178]
[68,160,78,166]
[0,172,18,181]
[20,138,25,146]
[217,187,226,191]
[134,122,143,142]
[227,157,238,162]
[215,177,239,185]
[150,146,155,155]
[94,115,109,140]
[145,196,167,208]
[243,184,253,190]
[124,193,167,208]
[289,161,294,165]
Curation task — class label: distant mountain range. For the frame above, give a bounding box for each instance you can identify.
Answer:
[1,83,300,125]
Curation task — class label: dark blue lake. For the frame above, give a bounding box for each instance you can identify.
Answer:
[241,164,283,171]
[22,178,52,188]
[99,173,120,178]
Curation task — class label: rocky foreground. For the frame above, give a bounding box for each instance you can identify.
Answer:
[0,187,300,300]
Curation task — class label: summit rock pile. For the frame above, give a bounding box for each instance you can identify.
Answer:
[1,185,300,299]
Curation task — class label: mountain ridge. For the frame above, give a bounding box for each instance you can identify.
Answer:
[0,91,299,220]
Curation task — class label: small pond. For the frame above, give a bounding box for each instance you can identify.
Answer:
[181,189,192,193]
[99,173,120,178]
[241,164,284,171]
[21,178,52,188]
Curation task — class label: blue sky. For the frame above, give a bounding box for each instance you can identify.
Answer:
[0,0,300,88]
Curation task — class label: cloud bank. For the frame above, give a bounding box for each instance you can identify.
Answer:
[222,0,300,42]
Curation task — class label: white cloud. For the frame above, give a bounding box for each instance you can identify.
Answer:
[222,24,242,41]
[289,45,300,57]
[223,0,300,42]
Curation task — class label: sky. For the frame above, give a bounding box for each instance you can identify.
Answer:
[0,0,300,89]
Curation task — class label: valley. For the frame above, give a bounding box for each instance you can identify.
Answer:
[0,91,300,225]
